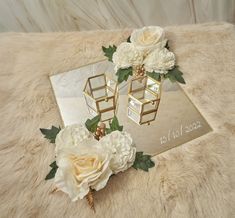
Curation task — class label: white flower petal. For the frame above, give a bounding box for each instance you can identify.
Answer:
[144,48,175,73]
[131,26,165,53]
[55,124,94,154]
[90,167,112,191]
[54,125,112,201]
[99,131,136,174]
[113,42,143,70]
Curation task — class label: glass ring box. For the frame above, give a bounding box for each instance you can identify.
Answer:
[128,76,161,125]
[50,60,212,155]
[83,74,118,122]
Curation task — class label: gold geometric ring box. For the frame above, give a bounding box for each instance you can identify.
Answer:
[127,76,161,125]
[83,74,118,122]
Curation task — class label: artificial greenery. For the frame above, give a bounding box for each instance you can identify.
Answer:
[132,152,155,172]
[41,116,155,180]
[147,66,185,84]
[116,67,133,83]
[106,116,123,134]
[146,71,161,81]
[165,66,186,84]
[102,45,117,62]
[102,36,186,85]
[45,161,58,180]
[40,126,61,143]
[85,115,101,133]
[165,40,170,49]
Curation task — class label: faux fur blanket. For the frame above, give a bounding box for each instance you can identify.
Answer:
[0,23,234,218]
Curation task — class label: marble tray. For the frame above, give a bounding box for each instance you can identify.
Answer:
[50,60,212,155]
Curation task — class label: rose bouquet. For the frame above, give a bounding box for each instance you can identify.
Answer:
[102,26,185,84]
[41,116,155,211]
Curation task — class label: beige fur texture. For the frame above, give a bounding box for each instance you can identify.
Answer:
[0,23,235,218]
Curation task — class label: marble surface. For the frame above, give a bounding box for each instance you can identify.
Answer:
[50,60,212,155]
[0,0,234,32]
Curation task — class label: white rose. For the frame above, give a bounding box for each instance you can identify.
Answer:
[112,42,143,70]
[130,26,167,53]
[99,131,136,174]
[55,145,112,201]
[144,48,175,74]
[55,124,95,154]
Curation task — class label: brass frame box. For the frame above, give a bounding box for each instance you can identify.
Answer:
[83,74,118,122]
[128,76,162,125]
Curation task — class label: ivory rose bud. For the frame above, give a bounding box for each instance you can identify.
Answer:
[55,146,112,201]
[130,26,166,53]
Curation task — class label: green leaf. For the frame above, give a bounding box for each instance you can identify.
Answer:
[165,40,170,50]
[146,71,161,81]
[106,116,123,134]
[166,66,186,84]
[40,126,61,143]
[50,161,58,168]
[132,152,155,172]
[102,45,117,62]
[45,161,58,180]
[165,72,177,82]
[116,67,133,84]
[174,72,186,84]
[85,115,101,133]
[127,36,131,42]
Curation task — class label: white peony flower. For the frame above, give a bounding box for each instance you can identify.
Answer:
[99,131,136,174]
[144,48,175,74]
[55,145,112,201]
[53,124,136,201]
[55,124,95,154]
[130,26,166,53]
[112,42,143,70]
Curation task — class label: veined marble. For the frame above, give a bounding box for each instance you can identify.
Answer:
[0,0,234,32]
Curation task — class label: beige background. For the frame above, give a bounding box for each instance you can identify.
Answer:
[0,23,234,217]
[0,0,234,32]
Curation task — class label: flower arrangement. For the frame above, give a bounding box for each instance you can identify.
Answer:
[41,26,186,212]
[40,115,155,211]
[102,26,186,84]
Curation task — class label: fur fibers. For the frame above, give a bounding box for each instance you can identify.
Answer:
[0,23,235,218]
